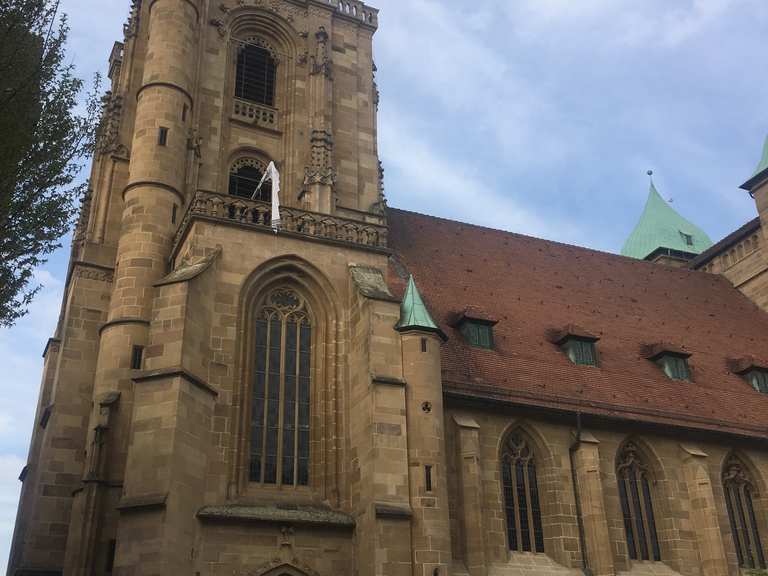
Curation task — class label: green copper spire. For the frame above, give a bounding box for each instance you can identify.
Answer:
[621,173,713,260]
[740,134,768,192]
[395,275,443,337]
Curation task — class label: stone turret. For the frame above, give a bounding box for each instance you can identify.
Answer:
[395,276,452,576]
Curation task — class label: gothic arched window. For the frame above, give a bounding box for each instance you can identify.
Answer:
[249,288,311,487]
[235,39,277,107]
[229,158,271,202]
[617,442,661,562]
[723,456,766,569]
[501,432,545,553]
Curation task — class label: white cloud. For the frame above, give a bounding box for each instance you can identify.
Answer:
[380,108,584,244]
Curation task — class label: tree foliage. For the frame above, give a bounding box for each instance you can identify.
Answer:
[0,0,101,327]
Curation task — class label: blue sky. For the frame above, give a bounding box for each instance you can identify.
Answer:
[2,0,768,569]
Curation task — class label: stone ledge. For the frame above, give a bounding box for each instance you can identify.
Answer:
[372,375,407,387]
[374,503,412,520]
[197,504,355,529]
[117,492,167,513]
[132,367,219,397]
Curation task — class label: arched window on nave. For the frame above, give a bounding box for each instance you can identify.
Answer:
[249,287,311,487]
[617,441,661,562]
[723,455,766,570]
[501,431,545,553]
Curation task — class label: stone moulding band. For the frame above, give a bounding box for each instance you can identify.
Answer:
[197,504,355,529]
[133,367,219,397]
[98,318,151,336]
[136,81,194,107]
[117,492,168,513]
[371,375,406,387]
[122,180,186,204]
[374,503,412,520]
[147,0,200,21]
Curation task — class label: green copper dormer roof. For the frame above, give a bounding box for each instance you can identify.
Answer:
[740,135,768,192]
[395,275,446,339]
[621,178,713,260]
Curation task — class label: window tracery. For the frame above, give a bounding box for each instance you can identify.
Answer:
[250,287,311,487]
[229,158,271,201]
[501,432,545,553]
[617,442,661,562]
[723,456,766,569]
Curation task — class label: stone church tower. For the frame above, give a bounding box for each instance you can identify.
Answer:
[10,1,768,576]
[9,0,412,574]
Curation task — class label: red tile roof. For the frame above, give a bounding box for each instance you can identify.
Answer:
[387,208,768,439]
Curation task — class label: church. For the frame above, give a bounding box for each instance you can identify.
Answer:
[7,1,768,575]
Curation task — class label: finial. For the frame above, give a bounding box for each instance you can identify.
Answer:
[647,170,653,177]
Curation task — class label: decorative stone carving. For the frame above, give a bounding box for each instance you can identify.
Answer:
[123,0,141,39]
[74,264,115,284]
[96,92,127,157]
[303,129,336,186]
[311,27,332,78]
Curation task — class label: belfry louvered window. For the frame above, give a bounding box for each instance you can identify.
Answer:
[501,432,545,553]
[229,158,271,202]
[617,442,661,562]
[249,288,311,487]
[723,456,766,569]
[235,40,277,107]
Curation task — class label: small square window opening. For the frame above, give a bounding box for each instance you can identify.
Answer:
[460,321,493,349]
[679,231,694,246]
[657,355,690,380]
[561,338,598,367]
[746,369,768,394]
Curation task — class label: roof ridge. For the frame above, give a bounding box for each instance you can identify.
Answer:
[387,206,722,281]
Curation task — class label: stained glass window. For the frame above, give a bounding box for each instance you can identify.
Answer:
[501,432,545,553]
[235,41,277,107]
[249,288,311,487]
[723,456,766,570]
[617,442,661,561]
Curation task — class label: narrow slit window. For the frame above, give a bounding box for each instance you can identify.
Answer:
[172,204,178,224]
[617,442,661,562]
[421,337,427,353]
[182,104,188,122]
[249,288,311,487]
[158,127,168,146]
[131,345,144,370]
[425,465,433,492]
[501,432,545,553]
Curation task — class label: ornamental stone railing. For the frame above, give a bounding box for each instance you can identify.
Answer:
[173,191,388,253]
[232,98,279,130]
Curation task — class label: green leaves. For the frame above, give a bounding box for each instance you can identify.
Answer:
[0,0,101,327]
